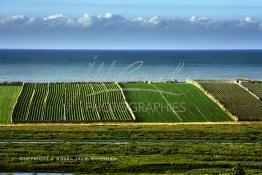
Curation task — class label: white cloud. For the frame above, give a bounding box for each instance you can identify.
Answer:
[44,14,63,21]
[0,13,262,33]
[104,12,113,19]
[0,15,25,25]
[190,16,197,23]
[148,16,161,25]
[190,16,209,23]
[244,17,255,23]
[77,13,93,27]
[25,17,35,24]
[132,17,145,22]
[9,15,25,21]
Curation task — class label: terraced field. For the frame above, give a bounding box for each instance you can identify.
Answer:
[241,82,262,100]
[12,82,134,123]
[121,83,231,122]
[197,81,262,121]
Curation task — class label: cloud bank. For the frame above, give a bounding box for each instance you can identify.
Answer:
[0,13,262,49]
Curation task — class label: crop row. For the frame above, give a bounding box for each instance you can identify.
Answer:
[12,82,133,123]
[242,82,262,100]
[198,81,262,121]
[12,83,35,122]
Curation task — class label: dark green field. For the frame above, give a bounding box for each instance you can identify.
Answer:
[12,82,134,123]
[242,82,262,100]
[197,80,262,121]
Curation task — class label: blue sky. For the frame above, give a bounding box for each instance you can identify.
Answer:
[0,0,262,49]
[1,0,262,19]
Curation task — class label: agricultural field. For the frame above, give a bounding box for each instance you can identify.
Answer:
[197,80,262,121]
[12,82,133,123]
[0,84,22,123]
[241,82,262,100]
[4,81,262,123]
[120,83,231,122]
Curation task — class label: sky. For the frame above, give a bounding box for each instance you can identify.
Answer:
[0,0,262,49]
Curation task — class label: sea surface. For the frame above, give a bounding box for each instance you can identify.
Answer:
[0,49,261,82]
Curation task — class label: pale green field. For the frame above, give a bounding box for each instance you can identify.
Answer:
[0,86,22,123]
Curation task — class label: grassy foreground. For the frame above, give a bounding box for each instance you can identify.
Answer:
[0,123,261,174]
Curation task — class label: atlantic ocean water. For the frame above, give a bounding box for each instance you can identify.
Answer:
[0,49,261,82]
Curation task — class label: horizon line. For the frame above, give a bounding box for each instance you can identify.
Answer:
[1,48,262,51]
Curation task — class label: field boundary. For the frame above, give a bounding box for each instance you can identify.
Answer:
[11,82,24,123]
[234,81,261,100]
[186,80,238,121]
[116,82,136,120]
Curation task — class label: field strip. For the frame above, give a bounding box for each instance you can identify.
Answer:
[235,81,261,100]
[181,86,209,121]
[42,83,49,121]
[0,121,260,127]
[63,83,66,121]
[11,82,24,123]
[90,83,101,120]
[150,84,182,122]
[173,84,208,121]
[78,83,84,121]
[186,80,238,121]
[25,84,36,121]
[0,140,260,145]
[115,82,136,120]
[102,83,116,120]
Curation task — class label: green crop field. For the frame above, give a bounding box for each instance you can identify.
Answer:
[242,82,262,100]
[120,83,231,122]
[0,85,22,123]
[198,81,262,121]
[12,82,133,123]
[4,81,262,123]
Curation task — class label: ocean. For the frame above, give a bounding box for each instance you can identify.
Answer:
[0,49,261,82]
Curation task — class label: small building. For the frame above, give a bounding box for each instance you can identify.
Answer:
[236,78,250,84]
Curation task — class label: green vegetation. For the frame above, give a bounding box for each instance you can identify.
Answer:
[3,81,262,123]
[242,82,262,100]
[121,83,230,122]
[0,85,22,123]
[0,123,261,142]
[12,82,133,123]
[0,81,23,86]
[0,124,261,174]
[198,81,262,121]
